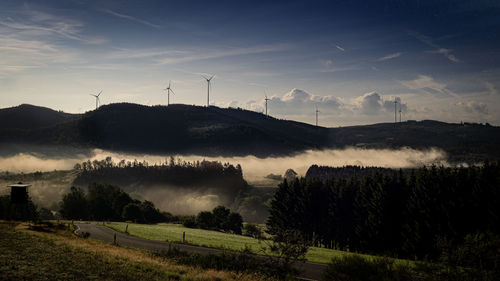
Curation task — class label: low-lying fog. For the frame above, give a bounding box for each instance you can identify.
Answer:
[0,147,447,181]
[0,147,448,217]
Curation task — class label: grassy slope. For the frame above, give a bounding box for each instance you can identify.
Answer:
[108,222,380,264]
[0,222,265,281]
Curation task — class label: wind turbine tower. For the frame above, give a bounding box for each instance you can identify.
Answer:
[394,98,398,124]
[399,102,402,123]
[202,75,214,107]
[90,91,102,110]
[315,106,320,127]
[264,93,270,116]
[164,81,174,106]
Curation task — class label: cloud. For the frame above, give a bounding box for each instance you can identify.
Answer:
[400,75,459,98]
[408,31,461,63]
[101,9,161,29]
[335,45,345,51]
[155,44,291,65]
[269,88,342,114]
[354,92,407,115]
[0,8,106,44]
[227,89,409,122]
[456,101,488,114]
[427,48,461,63]
[377,52,402,61]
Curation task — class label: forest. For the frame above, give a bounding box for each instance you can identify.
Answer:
[72,157,249,208]
[267,162,500,265]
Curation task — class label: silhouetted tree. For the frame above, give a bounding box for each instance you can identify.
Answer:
[59,186,89,220]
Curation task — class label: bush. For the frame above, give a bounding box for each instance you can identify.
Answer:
[182,216,197,228]
[244,223,263,239]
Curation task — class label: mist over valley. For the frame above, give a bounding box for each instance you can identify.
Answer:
[0,103,497,222]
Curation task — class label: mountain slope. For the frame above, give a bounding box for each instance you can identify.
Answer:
[0,103,499,161]
[0,104,79,130]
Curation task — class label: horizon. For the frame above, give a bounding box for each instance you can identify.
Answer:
[0,1,499,126]
[4,101,493,128]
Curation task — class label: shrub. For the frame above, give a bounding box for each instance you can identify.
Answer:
[244,223,263,239]
[182,216,197,228]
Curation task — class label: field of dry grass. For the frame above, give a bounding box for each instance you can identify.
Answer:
[0,221,272,281]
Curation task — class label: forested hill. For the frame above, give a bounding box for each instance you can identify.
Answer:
[0,104,79,130]
[0,103,499,161]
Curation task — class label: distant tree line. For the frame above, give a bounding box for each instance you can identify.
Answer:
[182,205,243,234]
[74,157,244,186]
[267,162,500,264]
[72,157,248,202]
[59,183,165,223]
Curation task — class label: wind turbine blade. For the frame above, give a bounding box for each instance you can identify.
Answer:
[90,94,97,97]
[170,89,175,95]
[202,75,208,80]
[169,80,171,88]
[97,90,102,97]
[209,75,215,80]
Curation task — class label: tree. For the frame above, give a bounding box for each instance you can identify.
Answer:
[227,212,243,234]
[212,205,230,229]
[196,211,214,229]
[140,201,165,223]
[59,186,89,220]
[122,203,143,222]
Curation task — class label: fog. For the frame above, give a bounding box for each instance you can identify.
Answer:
[0,147,448,182]
[136,187,223,215]
[0,147,448,214]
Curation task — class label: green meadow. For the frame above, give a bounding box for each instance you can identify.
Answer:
[107,222,388,264]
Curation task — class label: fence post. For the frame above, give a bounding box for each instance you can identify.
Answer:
[183,231,185,243]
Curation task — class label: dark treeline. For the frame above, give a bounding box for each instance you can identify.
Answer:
[60,183,165,223]
[73,157,247,198]
[267,162,500,262]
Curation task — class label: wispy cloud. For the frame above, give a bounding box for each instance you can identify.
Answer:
[102,9,161,29]
[335,44,345,51]
[0,7,107,45]
[377,52,402,61]
[427,48,460,63]
[400,75,459,98]
[155,44,291,65]
[408,31,461,63]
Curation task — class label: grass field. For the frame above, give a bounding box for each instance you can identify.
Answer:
[0,221,269,281]
[108,222,378,264]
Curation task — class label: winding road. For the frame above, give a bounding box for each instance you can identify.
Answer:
[75,223,327,280]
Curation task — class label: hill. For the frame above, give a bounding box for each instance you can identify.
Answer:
[0,104,79,130]
[0,103,499,162]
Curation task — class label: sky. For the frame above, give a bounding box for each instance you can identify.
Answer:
[0,0,499,126]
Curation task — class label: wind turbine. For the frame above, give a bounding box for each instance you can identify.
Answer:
[264,92,270,116]
[394,98,398,124]
[90,91,102,110]
[399,101,403,123]
[315,106,320,127]
[202,75,214,107]
[163,81,174,106]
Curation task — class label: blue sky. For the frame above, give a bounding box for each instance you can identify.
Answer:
[0,0,499,126]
